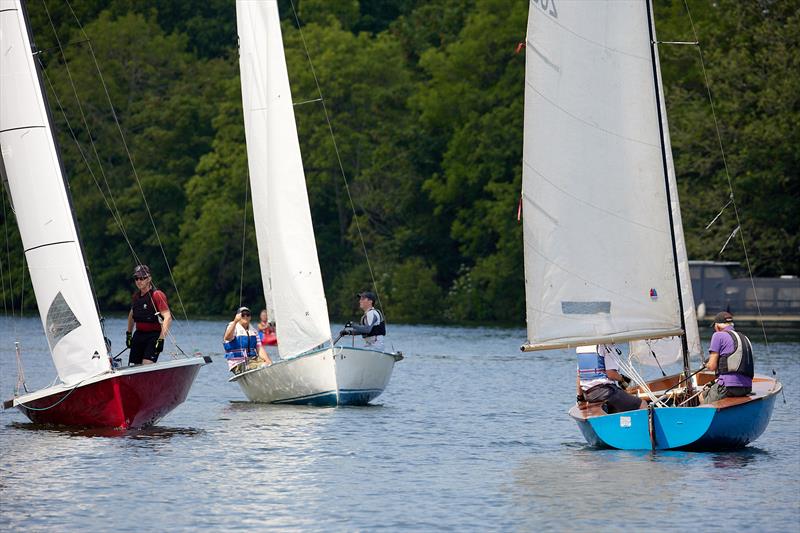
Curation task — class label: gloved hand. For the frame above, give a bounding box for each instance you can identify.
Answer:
[154,337,164,355]
[339,327,354,336]
[126,331,132,348]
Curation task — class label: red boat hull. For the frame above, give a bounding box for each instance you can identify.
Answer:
[15,360,205,429]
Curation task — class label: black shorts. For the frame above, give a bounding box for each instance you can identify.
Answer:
[129,330,160,365]
[585,384,642,414]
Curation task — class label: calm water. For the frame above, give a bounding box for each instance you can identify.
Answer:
[1,316,798,531]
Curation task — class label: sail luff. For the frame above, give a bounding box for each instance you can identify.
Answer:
[647,4,702,359]
[644,0,698,381]
[522,0,684,350]
[0,0,110,383]
[236,0,332,359]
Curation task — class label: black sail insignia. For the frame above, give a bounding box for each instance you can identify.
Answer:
[46,292,81,348]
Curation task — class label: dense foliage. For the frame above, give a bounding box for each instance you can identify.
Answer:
[1,0,797,325]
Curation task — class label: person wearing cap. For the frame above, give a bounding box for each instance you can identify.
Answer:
[702,311,754,403]
[126,264,172,365]
[576,344,647,413]
[339,291,386,351]
[223,306,272,373]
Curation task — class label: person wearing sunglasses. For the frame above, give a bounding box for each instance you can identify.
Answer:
[126,264,172,365]
[223,306,272,373]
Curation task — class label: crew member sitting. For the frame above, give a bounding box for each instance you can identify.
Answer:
[339,291,386,351]
[223,306,272,374]
[576,344,647,413]
[702,311,754,403]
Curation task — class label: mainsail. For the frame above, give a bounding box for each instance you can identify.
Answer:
[0,0,110,383]
[236,0,332,359]
[522,0,689,351]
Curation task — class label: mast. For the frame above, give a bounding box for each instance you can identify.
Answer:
[644,0,693,387]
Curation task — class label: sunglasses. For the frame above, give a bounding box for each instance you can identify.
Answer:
[134,276,149,281]
[240,312,251,317]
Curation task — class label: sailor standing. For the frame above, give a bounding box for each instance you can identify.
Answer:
[340,291,386,351]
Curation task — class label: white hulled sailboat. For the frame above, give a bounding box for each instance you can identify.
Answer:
[229,0,401,405]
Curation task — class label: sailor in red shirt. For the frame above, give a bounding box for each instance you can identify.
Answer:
[126,264,172,365]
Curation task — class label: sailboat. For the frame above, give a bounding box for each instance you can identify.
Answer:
[229,0,401,405]
[0,0,210,428]
[520,0,781,450]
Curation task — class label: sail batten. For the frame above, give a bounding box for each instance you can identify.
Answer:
[237,0,332,359]
[0,0,110,384]
[522,0,685,349]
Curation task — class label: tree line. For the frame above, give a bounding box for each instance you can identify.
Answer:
[1,0,797,325]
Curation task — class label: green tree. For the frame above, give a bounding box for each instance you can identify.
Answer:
[411,0,528,321]
[663,1,800,276]
[37,10,230,310]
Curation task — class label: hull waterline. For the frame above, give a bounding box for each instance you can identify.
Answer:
[9,357,210,429]
[231,346,401,406]
[569,374,781,450]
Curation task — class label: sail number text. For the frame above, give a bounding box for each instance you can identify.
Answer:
[532,0,558,19]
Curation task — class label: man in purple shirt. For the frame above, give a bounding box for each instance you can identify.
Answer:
[702,311,754,403]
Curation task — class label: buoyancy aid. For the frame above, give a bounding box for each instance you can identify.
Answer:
[223,324,259,361]
[717,330,754,378]
[577,352,607,381]
[360,309,386,338]
[131,289,162,324]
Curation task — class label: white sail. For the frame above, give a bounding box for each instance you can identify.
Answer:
[629,9,702,361]
[652,42,702,357]
[236,0,332,358]
[0,0,110,383]
[522,0,685,351]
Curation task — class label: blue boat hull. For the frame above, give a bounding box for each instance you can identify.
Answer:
[570,383,780,451]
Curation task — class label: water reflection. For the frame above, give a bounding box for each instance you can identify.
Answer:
[710,447,769,469]
[511,450,685,530]
[8,421,202,440]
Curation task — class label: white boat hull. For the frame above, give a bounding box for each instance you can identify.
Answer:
[229,346,401,405]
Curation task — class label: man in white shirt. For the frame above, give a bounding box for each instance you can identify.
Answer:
[339,291,386,351]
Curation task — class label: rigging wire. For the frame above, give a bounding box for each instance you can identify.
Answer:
[39,0,113,341]
[37,60,141,266]
[1,188,12,318]
[62,0,190,325]
[239,173,250,309]
[14,342,29,396]
[287,0,384,312]
[681,0,772,358]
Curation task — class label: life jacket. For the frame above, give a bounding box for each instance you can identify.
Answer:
[717,330,754,378]
[577,352,607,381]
[360,309,386,338]
[258,325,277,346]
[131,289,162,324]
[223,324,259,365]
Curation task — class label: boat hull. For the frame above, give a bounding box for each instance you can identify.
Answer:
[231,346,401,406]
[11,358,208,429]
[569,374,781,450]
